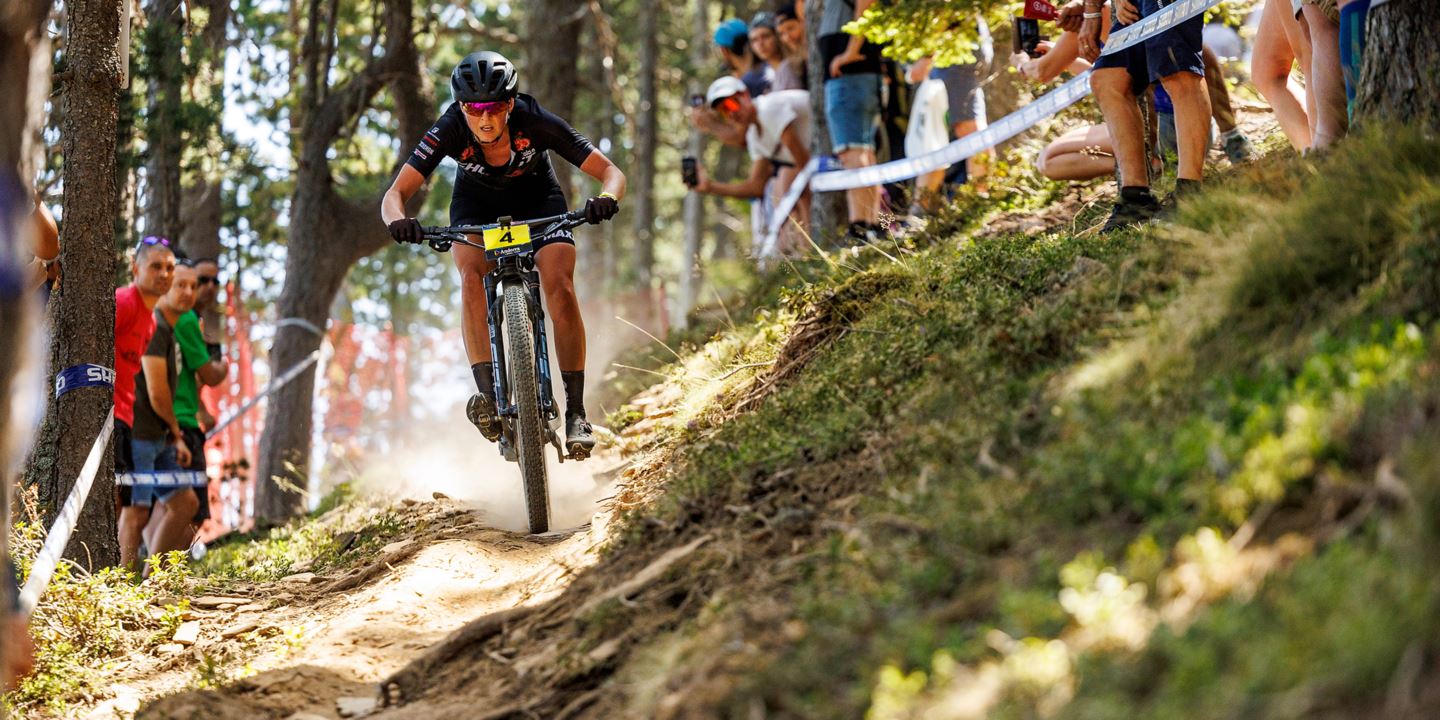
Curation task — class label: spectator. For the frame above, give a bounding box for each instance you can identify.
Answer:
[128,257,199,575]
[773,1,807,91]
[821,0,885,241]
[749,13,786,91]
[1295,0,1346,149]
[3,557,34,690]
[23,189,58,291]
[1252,0,1313,151]
[170,259,227,549]
[716,18,770,98]
[907,21,994,210]
[691,77,812,256]
[1199,46,1255,163]
[115,236,175,574]
[1077,0,1212,231]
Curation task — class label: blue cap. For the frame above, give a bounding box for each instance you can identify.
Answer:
[713,19,748,50]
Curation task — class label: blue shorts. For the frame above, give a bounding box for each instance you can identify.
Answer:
[131,437,189,507]
[1092,0,1204,95]
[824,73,881,153]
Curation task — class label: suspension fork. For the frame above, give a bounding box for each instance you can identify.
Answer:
[484,271,513,417]
[526,267,559,421]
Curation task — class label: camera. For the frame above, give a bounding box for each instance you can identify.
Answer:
[1013,18,1045,59]
[681,157,699,188]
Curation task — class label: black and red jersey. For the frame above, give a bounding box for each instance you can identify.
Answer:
[406,93,596,192]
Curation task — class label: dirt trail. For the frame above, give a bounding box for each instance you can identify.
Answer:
[82,440,629,720]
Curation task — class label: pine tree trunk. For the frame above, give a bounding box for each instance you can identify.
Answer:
[523,0,585,195]
[805,0,845,244]
[678,0,707,328]
[141,0,186,241]
[632,0,659,288]
[1354,0,1440,132]
[24,0,125,570]
[253,0,431,524]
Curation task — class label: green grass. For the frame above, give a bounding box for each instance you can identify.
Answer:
[602,127,1440,718]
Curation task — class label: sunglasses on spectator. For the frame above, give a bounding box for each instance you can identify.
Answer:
[137,235,170,252]
[712,95,743,114]
[461,101,509,116]
[198,275,220,286]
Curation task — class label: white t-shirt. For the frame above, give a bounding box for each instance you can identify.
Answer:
[746,90,810,166]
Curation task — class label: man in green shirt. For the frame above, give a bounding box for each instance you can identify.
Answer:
[172,260,227,545]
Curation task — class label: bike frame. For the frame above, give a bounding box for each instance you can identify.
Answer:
[421,211,587,455]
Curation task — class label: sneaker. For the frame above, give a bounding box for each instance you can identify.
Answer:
[466,393,502,442]
[1100,190,1160,234]
[1222,131,1254,164]
[565,413,596,459]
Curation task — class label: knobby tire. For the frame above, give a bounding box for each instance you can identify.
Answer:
[504,282,551,534]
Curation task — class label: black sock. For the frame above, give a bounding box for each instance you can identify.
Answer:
[472,362,495,398]
[561,371,585,418]
[1120,186,1157,205]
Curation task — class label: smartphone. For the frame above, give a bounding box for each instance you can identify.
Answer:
[689,94,705,109]
[1013,18,1044,58]
[681,157,698,188]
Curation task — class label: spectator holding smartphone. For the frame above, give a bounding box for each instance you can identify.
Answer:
[690,77,812,255]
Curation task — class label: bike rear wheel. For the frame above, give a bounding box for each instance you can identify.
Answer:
[503,282,551,534]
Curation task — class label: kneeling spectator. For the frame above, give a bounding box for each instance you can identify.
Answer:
[691,77,811,256]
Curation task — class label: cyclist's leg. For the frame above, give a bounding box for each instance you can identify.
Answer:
[535,242,584,374]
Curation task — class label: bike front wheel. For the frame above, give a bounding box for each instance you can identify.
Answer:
[503,281,551,534]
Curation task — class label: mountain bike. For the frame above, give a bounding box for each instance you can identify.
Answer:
[420,210,592,534]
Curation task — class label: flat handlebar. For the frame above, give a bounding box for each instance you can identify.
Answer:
[419,210,591,252]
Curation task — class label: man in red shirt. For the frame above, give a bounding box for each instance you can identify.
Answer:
[115,236,175,573]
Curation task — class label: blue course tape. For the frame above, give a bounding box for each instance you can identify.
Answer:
[115,471,209,487]
[54,364,115,399]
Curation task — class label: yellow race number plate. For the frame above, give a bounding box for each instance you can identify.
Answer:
[482,223,532,253]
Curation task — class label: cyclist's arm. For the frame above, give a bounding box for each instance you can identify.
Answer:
[381,165,426,225]
[700,157,772,199]
[579,149,627,201]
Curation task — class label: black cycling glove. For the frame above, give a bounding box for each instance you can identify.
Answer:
[585,194,620,224]
[388,218,423,244]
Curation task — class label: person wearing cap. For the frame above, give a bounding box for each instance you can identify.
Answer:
[748,12,786,92]
[690,77,812,255]
[715,18,770,98]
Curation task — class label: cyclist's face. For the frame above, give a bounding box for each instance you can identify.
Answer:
[463,99,513,142]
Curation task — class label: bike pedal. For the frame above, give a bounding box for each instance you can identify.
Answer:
[566,443,592,461]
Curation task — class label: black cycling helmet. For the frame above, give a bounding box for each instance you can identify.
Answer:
[451,51,518,103]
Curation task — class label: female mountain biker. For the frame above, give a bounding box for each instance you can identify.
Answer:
[381,51,626,454]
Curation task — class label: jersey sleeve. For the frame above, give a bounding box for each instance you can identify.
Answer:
[529,101,597,169]
[175,313,210,371]
[405,110,463,178]
[143,315,170,358]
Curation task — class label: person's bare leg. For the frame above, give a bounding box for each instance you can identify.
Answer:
[147,490,199,573]
[953,119,987,183]
[839,147,880,224]
[1091,69,1148,188]
[536,243,584,373]
[1038,125,1116,181]
[1283,0,1318,139]
[454,242,499,365]
[1159,70,1210,181]
[1253,0,1312,150]
[142,502,165,553]
[118,506,150,574]
[1301,4,1347,148]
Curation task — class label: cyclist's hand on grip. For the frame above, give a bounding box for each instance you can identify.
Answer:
[388,218,423,244]
[585,193,620,224]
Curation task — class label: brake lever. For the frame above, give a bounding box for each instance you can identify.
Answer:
[426,236,453,252]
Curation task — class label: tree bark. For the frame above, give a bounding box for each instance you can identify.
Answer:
[141,0,186,241]
[253,0,432,523]
[677,0,707,328]
[2,0,53,633]
[1354,0,1440,133]
[523,0,585,195]
[631,0,659,288]
[805,0,845,245]
[24,0,125,570]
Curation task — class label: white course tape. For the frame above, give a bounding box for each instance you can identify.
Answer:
[19,408,114,615]
[115,471,209,488]
[760,157,822,251]
[205,349,320,440]
[761,0,1224,251]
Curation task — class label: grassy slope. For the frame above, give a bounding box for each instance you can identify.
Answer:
[594,128,1440,719]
